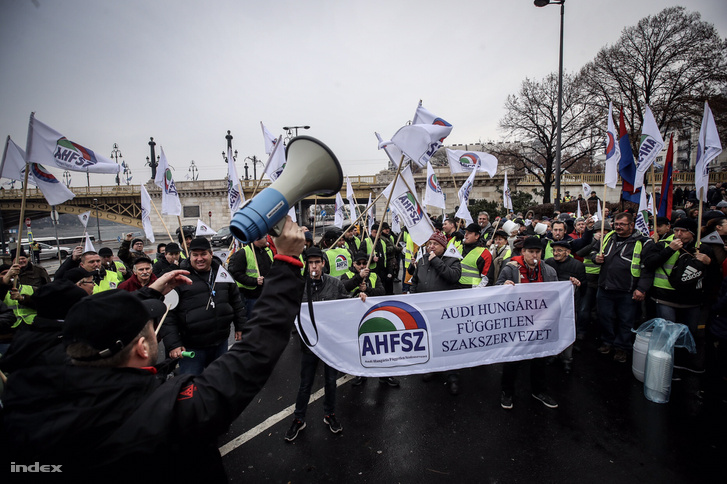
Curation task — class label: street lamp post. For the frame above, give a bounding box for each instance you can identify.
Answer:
[535,0,565,211]
[148,137,158,179]
[62,170,71,188]
[244,155,263,180]
[188,160,199,181]
[110,143,123,186]
[93,198,101,243]
[282,125,310,145]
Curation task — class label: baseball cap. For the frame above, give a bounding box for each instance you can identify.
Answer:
[189,237,211,251]
[63,291,167,360]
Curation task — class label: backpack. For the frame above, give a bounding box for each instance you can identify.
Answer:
[667,250,706,291]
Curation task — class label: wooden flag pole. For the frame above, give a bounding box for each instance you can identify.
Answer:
[331,191,386,249]
[12,163,31,289]
[367,157,405,269]
[312,195,318,243]
[696,188,705,253]
[177,216,189,256]
[148,195,174,242]
[599,186,608,255]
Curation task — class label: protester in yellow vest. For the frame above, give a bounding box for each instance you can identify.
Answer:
[228,236,274,315]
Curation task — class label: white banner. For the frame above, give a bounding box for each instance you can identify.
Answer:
[140,185,155,243]
[78,211,91,228]
[424,161,446,210]
[445,149,497,177]
[297,282,575,376]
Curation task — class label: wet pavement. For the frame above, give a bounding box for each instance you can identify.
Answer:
[216,331,722,483]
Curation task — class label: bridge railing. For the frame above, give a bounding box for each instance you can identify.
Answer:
[518,172,727,185]
[0,185,141,199]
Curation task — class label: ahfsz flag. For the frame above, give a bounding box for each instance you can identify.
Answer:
[140,185,155,243]
[196,219,217,236]
[78,211,91,228]
[455,159,479,225]
[260,122,277,155]
[503,171,513,211]
[695,101,723,202]
[424,161,446,210]
[263,135,286,181]
[227,147,244,215]
[26,114,120,174]
[634,105,665,191]
[445,149,497,177]
[604,102,621,189]
[618,109,640,203]
[658,134,674,219]
[0,137,74,206]
[382,166,434,246]
[153,147,182,216]
[334,192,345,229]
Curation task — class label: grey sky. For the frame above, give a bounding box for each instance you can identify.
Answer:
[1,0,725,187]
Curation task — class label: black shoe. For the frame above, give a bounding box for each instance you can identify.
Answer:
[613,349,628,364]
[284,418,306,442]
[421,373,435,382]
[352,376,365,386]
[323,414,342,433]
[597,343,612,355]
[501,391,513,410]
[532,392,558,408]
[379,376,400,387]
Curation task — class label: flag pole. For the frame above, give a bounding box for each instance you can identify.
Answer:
[14,163,30,271]
[696,188,704,253]
[148,194,174,242]
[312,195,318,243]
[177,216,189,256]
[331,191,386,249]
[599,187,607,255]
[367,156,406,269]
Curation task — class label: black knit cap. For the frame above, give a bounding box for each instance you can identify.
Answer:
[98,247,114,257]
[523,237,543,251]
[63,290,166,360]
[673,218,697,235]
[32,279,89,320]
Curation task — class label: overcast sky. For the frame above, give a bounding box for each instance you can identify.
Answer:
[1,0,725,187]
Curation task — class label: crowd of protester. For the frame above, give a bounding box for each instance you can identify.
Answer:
[1,182,727,478]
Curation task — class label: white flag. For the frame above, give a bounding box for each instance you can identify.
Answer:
[596,200,602,221]
[503,171,513,211]
[140,185,155,244]
[214,266,236,284]
[26,114,120,174]
[695,101,723,202]
[334,192,345,229]
[84,232,95,253]
[263,135,286,181]
[582,182,591,199]
[213,250,230,263]
[78,211,91,228]
[227,147,244,215]
[0,137,75,206]
[443,244,463,260]
[455,160,479,225]
[424,161,446,210]
[634,105,665,190]
[379,124,453,168]
[261,122,277,155]
[445,149,497,177]
[196,219,217,236]
[288,206,297,223]
[382,166,434,246]
[648,191,655,217]
[153,147,182,216]
[604,102,621,189]
[576,201,582,219]
[346,176,357,220]
[391,209,401,234]
[635,188,650,237]
[375,131,408,168]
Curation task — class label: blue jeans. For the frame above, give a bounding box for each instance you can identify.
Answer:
[655,303,700,337]
[597,288,638,350]
[294,351,338,420]
[178,339,229,375]
[245,298,258,320]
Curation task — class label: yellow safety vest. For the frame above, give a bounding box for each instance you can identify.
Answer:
[343,270,378,294]
[93,271,121,294]
[459,247,486,287]
[4,285,36,327]
[601,231,643,278]
[325,247,352,278]
[236,245,274,290]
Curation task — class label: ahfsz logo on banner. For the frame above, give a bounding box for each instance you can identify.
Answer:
[358,301,430,367]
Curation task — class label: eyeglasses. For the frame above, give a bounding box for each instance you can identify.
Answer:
[79,280,94,285]
[613,222,630,227]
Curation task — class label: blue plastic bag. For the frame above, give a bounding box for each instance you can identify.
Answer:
[634,318,695,404]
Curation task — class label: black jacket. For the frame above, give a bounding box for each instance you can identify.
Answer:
[1,260,304,482]
[161,259,246,351]
[228,245,273,299]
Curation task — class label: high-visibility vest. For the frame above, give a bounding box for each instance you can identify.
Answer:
[653,237,678,291]
[544,239,574,261]
[403,232,419,285]
[93,271,121,294]
[343,270,378,294]
[447,237,463,253]
[583,254,601,275]
[365,238,382,270]
[491,245,511,260]
[459,247,486,286]
[601,231,643,278]
[3,285,36,327]
[236,245,274,290]
[325,247,352,278]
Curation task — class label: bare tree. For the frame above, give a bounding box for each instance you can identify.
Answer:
[496,72,599,203]
[580,6,727,146]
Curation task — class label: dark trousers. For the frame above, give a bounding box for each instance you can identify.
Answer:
[294,351,338,420]
[597,288,638,350]
[501,358,547,396]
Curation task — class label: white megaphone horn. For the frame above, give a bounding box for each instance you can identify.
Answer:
[229,136,343,243]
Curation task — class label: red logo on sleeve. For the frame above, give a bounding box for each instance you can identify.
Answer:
[177,384,197,400]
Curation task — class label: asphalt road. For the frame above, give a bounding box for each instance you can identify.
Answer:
[214,322,721,483]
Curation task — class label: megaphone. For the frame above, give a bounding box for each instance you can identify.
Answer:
[229,136,343,243]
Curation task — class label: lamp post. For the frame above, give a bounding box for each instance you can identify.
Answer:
[93,198,101,242]
[535,0,565,211]
[110,143,123,186]
[282,125,310,145]
[122,162,132,185]
[148,137,158,179]
[188,160,199,181]
[62,170,71,188]
[244,155,263,180]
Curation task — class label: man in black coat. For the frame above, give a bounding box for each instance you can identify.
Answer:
[1,217,306,482]
[160,237,246,375]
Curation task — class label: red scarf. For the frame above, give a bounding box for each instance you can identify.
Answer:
[511,256,543,283]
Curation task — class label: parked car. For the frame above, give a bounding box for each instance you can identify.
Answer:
[36,243,72,260]
[211,226,233,247]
